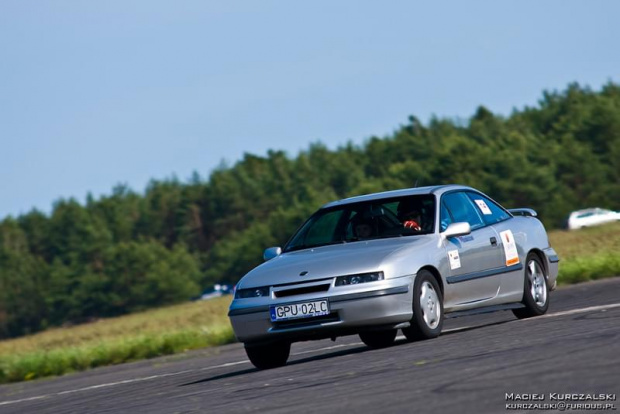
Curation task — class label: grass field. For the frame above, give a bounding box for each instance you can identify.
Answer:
[0,296,234,384]
[550,222,620,284]
[1,223,619,384]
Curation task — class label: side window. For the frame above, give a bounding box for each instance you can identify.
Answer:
[440,202,453,232]
[466,193,511,225]
[441,192,485,230]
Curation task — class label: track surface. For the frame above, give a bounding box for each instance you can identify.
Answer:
[1,278,619,413]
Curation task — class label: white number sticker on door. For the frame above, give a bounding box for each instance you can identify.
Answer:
[448,250,461,270]
[500,230,520,266]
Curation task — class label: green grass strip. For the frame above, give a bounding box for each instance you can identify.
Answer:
[557,252,620,285]
[0,326,235,384]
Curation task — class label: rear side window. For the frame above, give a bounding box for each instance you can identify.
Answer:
[441,192,485,230]
[466,192,511,225]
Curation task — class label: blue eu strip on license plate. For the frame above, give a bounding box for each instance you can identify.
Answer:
[270,299,330,322]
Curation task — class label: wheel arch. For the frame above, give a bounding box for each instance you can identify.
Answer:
[528,248,548,280]
[418,265,444,298]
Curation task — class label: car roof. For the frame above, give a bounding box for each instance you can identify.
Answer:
[321,184,475,209]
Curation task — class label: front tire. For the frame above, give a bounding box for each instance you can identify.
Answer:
[359,329,397,349]
[402,270,443,341]
[244,341,291,369]
[512,253,549,319]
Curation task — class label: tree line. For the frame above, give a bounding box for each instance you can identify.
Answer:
[1,82,619,338]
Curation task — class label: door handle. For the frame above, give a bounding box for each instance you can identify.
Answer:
[490,237,497,246]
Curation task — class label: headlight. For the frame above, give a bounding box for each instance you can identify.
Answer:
[235,286,270,299]
[335,271,384,286]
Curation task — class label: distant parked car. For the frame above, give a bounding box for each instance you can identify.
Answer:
[196,284,233,301]
[228,185,559,369]
[567,208,620,230]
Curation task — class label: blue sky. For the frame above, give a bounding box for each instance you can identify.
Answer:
[1,1,618,218]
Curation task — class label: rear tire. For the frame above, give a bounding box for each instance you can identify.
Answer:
[403,270,443,341]
[244,341,291,369]
[512,253,549,319]
[359,329,397,349]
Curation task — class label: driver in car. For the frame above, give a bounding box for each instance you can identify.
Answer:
[355,221,374,239]
[402,209,423,231]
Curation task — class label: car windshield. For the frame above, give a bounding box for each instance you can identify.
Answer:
[284,195,436,252]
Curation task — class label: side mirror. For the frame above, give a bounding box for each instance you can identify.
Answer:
[263,246,282,261]
[440,222,471,244]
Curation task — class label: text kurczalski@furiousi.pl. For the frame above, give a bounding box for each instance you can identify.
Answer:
[505,393,617,411]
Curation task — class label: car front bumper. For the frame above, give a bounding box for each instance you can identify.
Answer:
[228,276,414,344]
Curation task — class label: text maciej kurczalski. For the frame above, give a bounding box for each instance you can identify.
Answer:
[506,393,617,401]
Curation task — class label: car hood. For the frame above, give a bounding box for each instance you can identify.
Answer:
[238,236,434,288]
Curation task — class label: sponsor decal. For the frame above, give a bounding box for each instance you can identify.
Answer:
[474,199,492,215]
[500,229,520,266]
[448,250,461,270]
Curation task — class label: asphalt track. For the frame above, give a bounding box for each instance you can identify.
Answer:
[1,278,619,414]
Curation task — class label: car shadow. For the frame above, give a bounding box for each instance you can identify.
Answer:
[180,318,515,387]
[441,318,514,335]
[180,345,370,386]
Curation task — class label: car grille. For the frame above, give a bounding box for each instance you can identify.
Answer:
[271,312,340,330]
[274,284,331,298]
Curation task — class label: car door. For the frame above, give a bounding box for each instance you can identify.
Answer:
[464,192,523,300]
[441,191,505,307]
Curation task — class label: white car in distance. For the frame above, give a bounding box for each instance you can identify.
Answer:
[567,208,620,230]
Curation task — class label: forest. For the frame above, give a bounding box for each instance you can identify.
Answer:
[1,82,619,339]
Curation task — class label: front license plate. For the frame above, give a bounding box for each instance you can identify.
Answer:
[270,299,330,322]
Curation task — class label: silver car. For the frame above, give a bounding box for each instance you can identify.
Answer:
[228,185,559,369]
